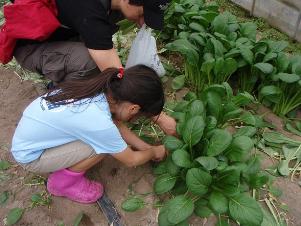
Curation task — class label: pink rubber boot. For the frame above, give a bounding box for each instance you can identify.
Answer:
[47,169,103,203]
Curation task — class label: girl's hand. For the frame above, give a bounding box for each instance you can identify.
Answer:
[151,145,167,161]
[154,112,177,136]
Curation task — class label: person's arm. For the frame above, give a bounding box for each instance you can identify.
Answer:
[114,120,152,151]
[112,145,166,167]
[88,48,122,71]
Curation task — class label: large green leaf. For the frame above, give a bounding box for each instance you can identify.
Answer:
[247,172,269,189]
[212,14,229,35]
[207,129,232,156]
[285,122,301,136]
[189,22,205,32]
[166,156,180,176]
[214,169,240,196]
[178,32,190,39]
[200,10,218,22]
[224,48,240,58]
[223,109,242,122]
[201,58,215,75]
[275,73,300,83]
[170,112,186,122]
[259,85,282,100]
[158,206,188,226]
[205,116,217,132]
[278,160,290,176]
[277,52,290,72]
[182,116,205,146]
[211,38,226,57]
[253,41,268,54]
[262,131,301,146]
[172,75,186,90]
[241,112,257,126]
[171,180,188,196]
[232,92,255,107]
[174,101,189,112]
[187,100,205,118]
[176,121,186,137]
[263,52,277,62]
[174,4,185,13]
[167,195,195,224]
[222,58,237,78]
[222,82,234,99]
[236,37,253,48]
[154,173,177,194]
[240,47,253,64]
[205,91,222,119]
[214,57,224,76]
[292,62,301,75]
[164,136,184,151]
[261,209,279,226]
[186,168,212,195]
[172,149,192,168]
[153,162,167,175]
[229,194,263,226]
[190,33,205,46]
[121,197,145,212]
[195,156,219,170]
[234,126,257,137]
[226,136,254,161]
[268,40,288,53]
[244,156,261,175]
[240,22,257,41]
[183,91,197,101]
[194,205,212,218]
[208,191,228,214]
[204,84,226,97]
[254,63,274,74]
[228,31,238,41]
[6,208,24,225]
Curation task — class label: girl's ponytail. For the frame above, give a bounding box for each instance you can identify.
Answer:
[44,65,165,117]
[44,68,119,103]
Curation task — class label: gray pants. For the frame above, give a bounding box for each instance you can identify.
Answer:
[14,41,100,83]
[20,141,97,174]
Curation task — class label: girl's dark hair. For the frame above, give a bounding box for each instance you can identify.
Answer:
[44,65,165,117]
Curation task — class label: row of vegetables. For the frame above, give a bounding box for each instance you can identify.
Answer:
[162,0,301,117]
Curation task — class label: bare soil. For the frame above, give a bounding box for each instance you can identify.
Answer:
[0,68,300,226]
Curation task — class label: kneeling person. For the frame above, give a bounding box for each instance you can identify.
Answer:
[11,65,167,203]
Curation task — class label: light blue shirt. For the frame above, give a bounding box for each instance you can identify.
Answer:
[11,94,127,163]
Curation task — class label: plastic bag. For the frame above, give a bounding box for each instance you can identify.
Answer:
[125,24,165,76]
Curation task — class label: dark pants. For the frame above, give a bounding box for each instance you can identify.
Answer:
[14,41,100,83]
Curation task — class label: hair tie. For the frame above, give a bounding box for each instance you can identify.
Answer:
[117,67,124,79]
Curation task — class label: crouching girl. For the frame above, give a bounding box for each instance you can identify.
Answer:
[11,65,167,203]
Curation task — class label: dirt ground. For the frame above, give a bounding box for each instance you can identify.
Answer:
[0,67,301,226]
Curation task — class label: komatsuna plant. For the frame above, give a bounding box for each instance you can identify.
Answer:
[155,84,267,225]
[121,84,270,225]
[259,54,301,116]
